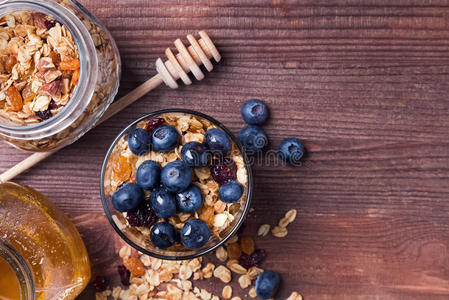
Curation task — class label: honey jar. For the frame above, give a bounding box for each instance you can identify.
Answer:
[0,182,91,299]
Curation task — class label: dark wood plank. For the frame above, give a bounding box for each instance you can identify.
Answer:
[2,0,449,298]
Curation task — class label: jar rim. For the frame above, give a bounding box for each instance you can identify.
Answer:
[0,0,98,139]
[0,240,35,300]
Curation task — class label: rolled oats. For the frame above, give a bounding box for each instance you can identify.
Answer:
[201,263,215,279]
[227,259,247,275]
[215,246,228,262]
[279,209,297,228]
[272,225,288,238]
[231,297,242,300]
[213,265,232,283]
[247,266,264,281]
[248,287,257,298]
[286,291,303,300]
[222,285,232,299]
[238,274,252,289]
[257,224,271,237]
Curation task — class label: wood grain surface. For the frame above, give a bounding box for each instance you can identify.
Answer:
[2,0,449,299]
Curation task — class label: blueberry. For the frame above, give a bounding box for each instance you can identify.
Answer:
[136,160,161,190]
[204,128,231,157]
[219,180,244,203]
[241,98,268,125]
[237,125,268,152]
[161,161,192,193]
[176,184,204,213]
[278,137,305,165]
[152,125,179,152]
[149,187,176,218]
[180,219,210,249]
[128,128,151,155]
[112,183,144,212]
[150,222,177,249]
[181,142,209,168]
[255,270,281,299]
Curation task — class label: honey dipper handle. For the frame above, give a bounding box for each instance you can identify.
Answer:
[0,74,164,183]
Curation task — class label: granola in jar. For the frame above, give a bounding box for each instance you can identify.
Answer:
[0,0,120,151]
[103,111,250,256]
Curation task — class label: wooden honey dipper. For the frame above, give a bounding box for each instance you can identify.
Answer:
[0,31,221,183]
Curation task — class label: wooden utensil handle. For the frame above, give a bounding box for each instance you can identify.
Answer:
[0,31,220,183]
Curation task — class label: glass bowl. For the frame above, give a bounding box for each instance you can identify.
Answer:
[100,109,252,260]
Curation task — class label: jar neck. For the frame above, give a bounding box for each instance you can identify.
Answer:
[0,0,98,139]
[0,241,35,300]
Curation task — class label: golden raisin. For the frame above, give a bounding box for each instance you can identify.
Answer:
[123,257,145,277]
[112,155,131,182]
[227,242,242,260]
[6,86,23,111]
[240,236,255,255]
[71,69,80,85]
[5,55,17,73]
[199,206,215,225]
[21,84,35,102]
[60,58,80,71]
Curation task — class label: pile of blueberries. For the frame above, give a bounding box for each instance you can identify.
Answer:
[111,116,245,250]
[238,98,305,165]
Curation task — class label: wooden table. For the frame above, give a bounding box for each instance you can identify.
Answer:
[2,1,449,299]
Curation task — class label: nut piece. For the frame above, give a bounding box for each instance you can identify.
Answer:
[272,225,288,238]
[222,285,232,299]
[213,265,232,283]
[238,274,252,289]
[257,224,271,237]
[286,291,303,300]
[216,246,228,262]
[227,259,247,275]
[248,287,257,298]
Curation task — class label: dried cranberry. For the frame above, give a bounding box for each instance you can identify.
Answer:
[126,200,157,227]
[210,158,237,184]
[145,116,165,133]
[35,109,52,120]
[239,249,267,269]
[117,265,130,286]
[93,276,108,292]
[44,19,56,29]
[49,100,59,110]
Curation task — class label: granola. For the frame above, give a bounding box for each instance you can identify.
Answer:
[0,0,120,151]
[104,112,249,253]
[0,11,79,125]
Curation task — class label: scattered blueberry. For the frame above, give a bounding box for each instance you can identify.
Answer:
[125,200,158,227]
[204,128,231,157]
[255,270,281,299]
[237,125,268,152]
[210,158,237,185]
[145,116,165,133]
[149,187,176,218]
[117,265,130,286]
[152,125,179,152]
[180,219,210,249]
[176,184,204,213]
[161,161,192,193]
[150,222,177,249]
[241,98,268,125]
[128,128,151,155]
[136,160,161,190]
[219,180,244,203]
[278,137,305,165]
[112,183,144,212]
[181,142,209,168]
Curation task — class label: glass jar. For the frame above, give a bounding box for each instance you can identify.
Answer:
[0,182,91,299]
[0,0,121,151]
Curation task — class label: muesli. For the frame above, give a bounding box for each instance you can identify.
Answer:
[104,112,249,252]
[0,11,79,125]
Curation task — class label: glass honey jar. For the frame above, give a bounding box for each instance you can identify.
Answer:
[0,182,91,299]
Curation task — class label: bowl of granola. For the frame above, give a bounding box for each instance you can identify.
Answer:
[101,109,252,260]
[0,0,120,151]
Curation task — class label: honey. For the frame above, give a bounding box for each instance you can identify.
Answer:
[0,257,20,300]
[0,183,91,299]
